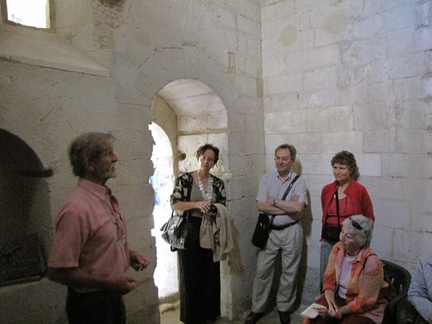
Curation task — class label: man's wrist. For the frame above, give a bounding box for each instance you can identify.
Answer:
[272,198,278,206]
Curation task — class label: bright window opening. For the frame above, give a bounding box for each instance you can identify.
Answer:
[5,0,50,29]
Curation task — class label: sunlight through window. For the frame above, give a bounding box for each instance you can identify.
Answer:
[6,0,50,28]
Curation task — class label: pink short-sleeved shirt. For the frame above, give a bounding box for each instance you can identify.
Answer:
[48,178,129,292]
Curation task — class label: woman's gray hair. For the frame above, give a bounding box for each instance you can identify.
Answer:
[342,215,374,247]
[68,132,115,177]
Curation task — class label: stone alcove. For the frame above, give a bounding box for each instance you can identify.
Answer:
[0,128,53,286]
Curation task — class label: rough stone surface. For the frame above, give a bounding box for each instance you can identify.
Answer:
[0,0,431,322]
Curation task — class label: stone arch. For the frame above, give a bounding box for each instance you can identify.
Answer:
[133,46,242,120]
[154,78,230,178]
[148,122,177,303]
[134,46,255,320]
[0,128,53,280]
[149,77,233,315]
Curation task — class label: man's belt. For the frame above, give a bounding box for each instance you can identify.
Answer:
[270,219,299,230]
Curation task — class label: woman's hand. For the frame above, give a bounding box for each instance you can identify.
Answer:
[205,205,217,217]
[195,200,211,214]
[315,306,329,319]
[327,301,342,319]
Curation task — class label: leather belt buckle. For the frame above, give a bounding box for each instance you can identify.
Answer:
[271,219,298,230]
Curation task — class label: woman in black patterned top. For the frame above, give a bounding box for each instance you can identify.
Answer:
[170,144,226,324]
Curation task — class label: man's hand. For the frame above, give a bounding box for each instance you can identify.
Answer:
[129,250,150,271]
[264,194,304,214]
[111,275,139,295]
[266,197,275,205]
[47,267,140,295]
[266,194,300,206]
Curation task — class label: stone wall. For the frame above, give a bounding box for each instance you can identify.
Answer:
[1,0,431,322]
[261,0,432,302]
[0,0,263,322]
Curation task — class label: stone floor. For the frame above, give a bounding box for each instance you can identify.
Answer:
[160,303,309,324]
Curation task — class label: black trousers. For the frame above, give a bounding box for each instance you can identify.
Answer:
[66,287,126,324]
[178,247,221,324]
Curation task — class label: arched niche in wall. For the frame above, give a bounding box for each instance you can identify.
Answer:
[0,128,53,280]
[152,78,231,179]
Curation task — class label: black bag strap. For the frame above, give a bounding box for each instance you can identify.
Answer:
[172,173,194,221]
[168,173,194,252]
[186,173,193,201]
[362,253,395,301]
[184,173,194,219]
[281,174,300,201]
[269,174,300,224]
[363,253,379,267]
[335,187,340,228]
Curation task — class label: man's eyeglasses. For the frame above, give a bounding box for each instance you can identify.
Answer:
[349,216,363,230]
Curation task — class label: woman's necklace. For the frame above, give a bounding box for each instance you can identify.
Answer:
[197,172,213,202]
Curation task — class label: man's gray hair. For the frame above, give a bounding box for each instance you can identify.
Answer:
[275,143,297,161]
[68,132,115,177]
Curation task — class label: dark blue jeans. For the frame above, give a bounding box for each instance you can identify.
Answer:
[67,287,126,324]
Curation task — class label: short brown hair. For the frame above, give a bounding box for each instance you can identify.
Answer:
[196,144,220,164]
[275,143,297,161]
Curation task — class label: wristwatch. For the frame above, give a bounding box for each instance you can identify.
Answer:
[272,198,278,206]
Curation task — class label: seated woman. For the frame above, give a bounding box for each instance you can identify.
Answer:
[408,253,432,324]
[305,215,388,324]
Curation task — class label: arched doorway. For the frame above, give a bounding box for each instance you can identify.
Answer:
[150,78,232,319]
[149,123,177,303]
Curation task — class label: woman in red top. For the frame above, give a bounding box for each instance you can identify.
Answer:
[319,151,374,283]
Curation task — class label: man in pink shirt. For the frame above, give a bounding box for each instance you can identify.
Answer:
[48,132,149,324]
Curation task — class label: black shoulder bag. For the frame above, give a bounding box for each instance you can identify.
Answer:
[160,175,193,250]
[251,175,300,249]
[322,188,342,243]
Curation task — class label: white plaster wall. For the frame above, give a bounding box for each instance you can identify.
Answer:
[261,0,432,303]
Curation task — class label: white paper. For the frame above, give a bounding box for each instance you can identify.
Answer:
[300,303,327,318]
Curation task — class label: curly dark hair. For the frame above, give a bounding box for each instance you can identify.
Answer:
[331,150,359,180]
[196,144,219,164]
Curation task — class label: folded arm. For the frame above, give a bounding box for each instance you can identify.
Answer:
[257,195,305,215]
